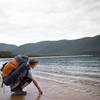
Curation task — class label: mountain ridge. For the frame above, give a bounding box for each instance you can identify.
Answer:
[0,35,100,56]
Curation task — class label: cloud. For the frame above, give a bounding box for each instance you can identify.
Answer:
[0,0,100,45]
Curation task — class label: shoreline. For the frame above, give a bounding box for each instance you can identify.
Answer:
[0,77,100,100]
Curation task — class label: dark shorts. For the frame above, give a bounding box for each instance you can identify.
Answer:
[10,77,32,91]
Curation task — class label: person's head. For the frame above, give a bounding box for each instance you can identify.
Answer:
[29,58,38,68]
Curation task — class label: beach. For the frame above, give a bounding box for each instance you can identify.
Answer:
[0,56,100,100]
[0,77,100,100]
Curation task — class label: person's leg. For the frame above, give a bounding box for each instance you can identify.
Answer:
[11,77,32,95]
[20,77,32,89]
[11,77,32,91]
[10,79,20,92]
[3,63,28,85]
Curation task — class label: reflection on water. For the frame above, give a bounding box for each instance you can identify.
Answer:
[10,94,42,100]
[10,95,25,100]
[35,94,42,100]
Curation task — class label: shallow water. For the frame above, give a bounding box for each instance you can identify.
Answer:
[32,55,100,87]
[0,55,100,86]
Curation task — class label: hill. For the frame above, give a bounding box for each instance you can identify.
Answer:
[12,35,100,56]
[0,35,100,56]
[0,43,17,51]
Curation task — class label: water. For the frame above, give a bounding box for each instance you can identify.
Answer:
[0,55,100,86]
[33,55,100,86]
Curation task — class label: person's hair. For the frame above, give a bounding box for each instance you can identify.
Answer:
[29,58,38,65]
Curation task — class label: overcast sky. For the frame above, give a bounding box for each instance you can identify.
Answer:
[0,0,100,45]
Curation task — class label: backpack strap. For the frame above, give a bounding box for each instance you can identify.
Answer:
[1,62,8,71]
[0,62,8,88]
[1,77,4,88]
[26,65,30,77]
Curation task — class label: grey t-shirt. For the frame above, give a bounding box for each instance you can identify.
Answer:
[27,69,33,79]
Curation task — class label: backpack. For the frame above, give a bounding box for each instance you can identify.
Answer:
[1,55,29,78]
[2,59,19,77]
[0,55,29,87]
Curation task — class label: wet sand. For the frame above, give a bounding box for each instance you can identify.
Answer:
[0,77,100,100]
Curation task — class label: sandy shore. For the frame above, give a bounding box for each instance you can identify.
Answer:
[0,77,100,100]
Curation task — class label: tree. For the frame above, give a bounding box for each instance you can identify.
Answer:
[0,51,14,58]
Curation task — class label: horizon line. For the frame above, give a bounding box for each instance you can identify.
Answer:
[0,34,99,46]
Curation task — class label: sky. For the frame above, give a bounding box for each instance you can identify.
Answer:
[0,0,100,45]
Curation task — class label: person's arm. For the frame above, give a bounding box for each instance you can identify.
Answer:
[31,77,43,94]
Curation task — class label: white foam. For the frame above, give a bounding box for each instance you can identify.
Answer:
[32,71,100,83]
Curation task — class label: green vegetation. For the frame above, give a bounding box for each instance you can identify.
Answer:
[0,51,14,58]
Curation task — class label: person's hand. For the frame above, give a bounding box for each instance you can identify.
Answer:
[39,89,43,95]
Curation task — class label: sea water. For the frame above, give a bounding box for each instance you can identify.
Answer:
[0,55,100,86]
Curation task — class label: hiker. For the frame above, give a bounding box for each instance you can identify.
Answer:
[1,55,43,95]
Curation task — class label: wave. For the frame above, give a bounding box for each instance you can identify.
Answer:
[33,70,100,78]
[32,71,100,84]
[37,55,93,59]
[67,61,100,63]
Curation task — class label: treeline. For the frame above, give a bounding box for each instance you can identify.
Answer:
[0,51,14,58]
[0,51,37,58]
